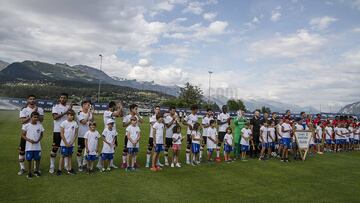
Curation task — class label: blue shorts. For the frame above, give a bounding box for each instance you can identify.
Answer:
[61,146,73,156]
[207,148,215,153]
[315,139,322,144]
[192,143,200,154]
[342,139,346,144]
[349,138,354,144]
[155,144,164,153]
[224,144,233,153]
[267,142,275,148]
[241,145,249,152]
[26,151,41,161]
[128,148,139,154]
[325,139,332,145]
[101,153,114,160]
[86,155,98,161]
[278,139,283,145]
[282,138,291,148]
[354,140,359,144]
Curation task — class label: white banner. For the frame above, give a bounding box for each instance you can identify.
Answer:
[295,131,312,149]
[294,131,312,160]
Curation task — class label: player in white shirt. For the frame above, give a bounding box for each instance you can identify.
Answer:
[216,105,231,162]
[164,106,179,166]
[151,114,165,171]
[57,110,78,176]
[343,126,350,151]
[224,127,234,163]
[259,122,269,161]
[201,108,213,161]
[21,112,44,179]
[267,121,276,158]
[126,117,141,171]
[348,124,355,150]
[324,122,333,152]
[76,100,94,171]
[275,119,284,158]
[101,119,118,172]
[354,125,360,150]
[146,106,161,168]
[315,124,324,154]
[18,94,44,175]
[122,104,143,168]
[206,120,218,162]
[281,118,292,162]
[334,123,344,152]
[240,123,252,161]
[182,105,199,164]
[191,123,202,165]
[84,122,101,174]
[171,125,183,168]
[49,93,73,174]
[99,101,123,169]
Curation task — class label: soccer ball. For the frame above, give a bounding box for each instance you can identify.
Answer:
[271,152,277,157]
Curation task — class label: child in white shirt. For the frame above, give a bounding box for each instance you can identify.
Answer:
[21,112,44,179]
[126,117,140,171]
[85,122,101,173]
[224,127,234,163]
[171,125,183,168]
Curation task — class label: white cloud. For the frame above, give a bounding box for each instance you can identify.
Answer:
[271,11,281,22]
[128,65,188,85]
[352,0,360,10]
[203,12,217,21]
[182,0,218,15]
[183,1,203,15]
[245,57,257,63]
[252,17,260,24]
[164,20,228,41]
[138,58,151,67]
[343,49,360,65]
[154,1,175,11]
[270,6,282,22]
[250,29,326,58]
[352,27,360,33]
[309,16,338,30]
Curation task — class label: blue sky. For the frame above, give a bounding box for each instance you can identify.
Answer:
[0,0,359,110]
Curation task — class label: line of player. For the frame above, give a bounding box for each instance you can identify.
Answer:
[18,93,360,178]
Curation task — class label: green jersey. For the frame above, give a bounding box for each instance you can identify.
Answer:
[233,116,247,144]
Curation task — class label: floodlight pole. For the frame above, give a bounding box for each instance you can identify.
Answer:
[98,54,103,102]
[208,71,213,104]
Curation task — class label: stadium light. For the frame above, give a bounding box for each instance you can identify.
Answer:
[98,54,103,102]
[208,71,213,104]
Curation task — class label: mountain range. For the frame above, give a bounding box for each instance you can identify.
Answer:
[211,94,319,113]
[0,60,179,96]
[338,101,360,114]
[0,60,9,71]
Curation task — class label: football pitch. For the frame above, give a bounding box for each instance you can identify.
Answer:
[0,110,359,203]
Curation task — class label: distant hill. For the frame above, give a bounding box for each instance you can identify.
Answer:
[339,101,360,114]
[0,60,9,71]
[211,94,319,113]
[0,61,179,96]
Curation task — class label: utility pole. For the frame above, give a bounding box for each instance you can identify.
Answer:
[208,71,213,104]
[97,54,103,102]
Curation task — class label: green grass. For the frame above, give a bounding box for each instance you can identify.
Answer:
[0,110,359,203]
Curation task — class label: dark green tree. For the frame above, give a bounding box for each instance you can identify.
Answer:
[227,99,246,111]
[178,82,203,107]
